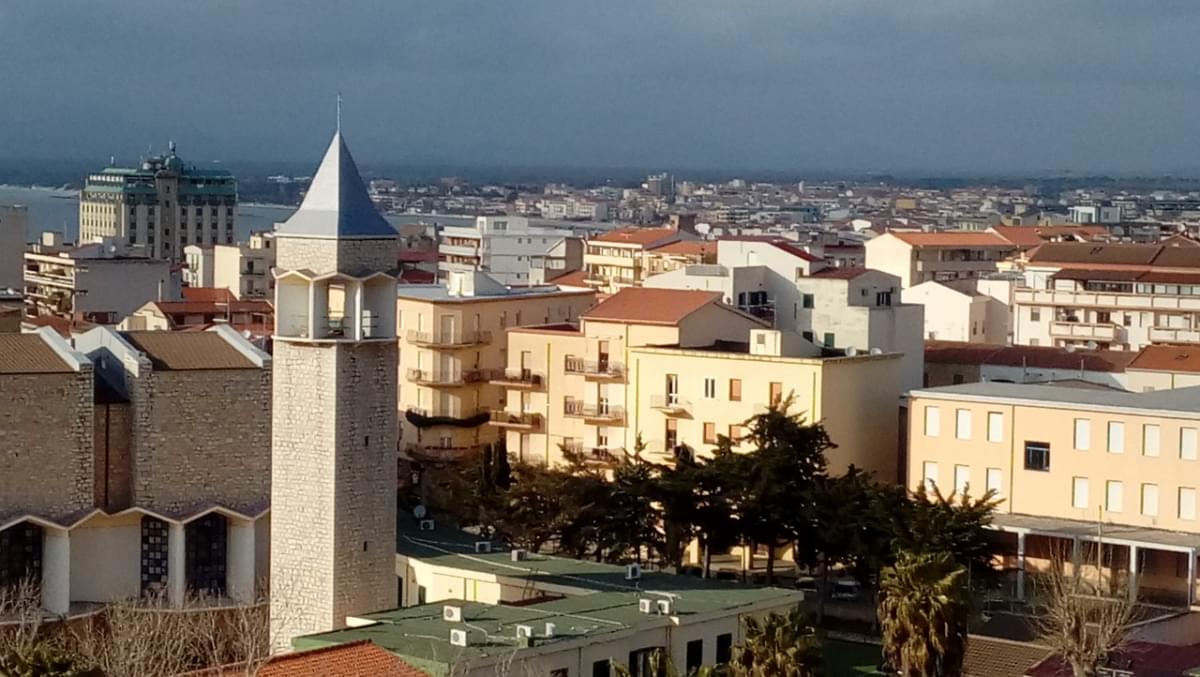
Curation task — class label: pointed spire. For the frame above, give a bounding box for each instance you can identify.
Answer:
[276,132,395,238]
[336,92,342,133]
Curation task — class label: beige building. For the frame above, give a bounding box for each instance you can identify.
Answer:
[582,226,684,293]
[864,231,1016,289]
[24,239,180,324]
[184,233,275,299]
[903,280,1009,344]
[0,325,270,616]
[908,382,1200,606]
[396,271,596,461]
[498,287,908,480]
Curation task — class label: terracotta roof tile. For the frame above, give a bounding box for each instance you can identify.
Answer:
[924,340,1137,373]
[546,269,589,287]
[1027,640,1200,677]
[963,637,1050,677]
[718,236,822,262]
[1128,344,1200,374]
[582,287,722,325]
[1029,242,1161,266]
[0,333,73,374]
[990,225,1107,247]
[647,240,715,258]
[591,226,679,246]
[889,231,1013,248]
[182,287,237,303]
[810,266,870,280]
[153,300,274,315]
[120,331,256,370]
[180,640,428,677]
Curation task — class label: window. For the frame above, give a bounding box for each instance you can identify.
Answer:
[665,419,678,449]
[1183,428,1198,461]
[1030,307,1041,322]
[716,634,733,664]
[627,649,660,677]
[140,516,168,594]
[1024,441,1050,471]
[703,422,717,445]
[1106,480,1124,513]
[1180,488,1197,520]
[1142,484,1159,517]
[986,412,1003,442]
[185,513,227,595]
[1143,424,1161,457]
[769,382,783,406]
[955,409,971,440]
[1074,419,1091,450]
[823,332,835,347]
[802,293,814,309]
[1072,477,1089,509]
[704,378,716,399]
[592,660,611,677]
[1108,421,1125,454]
[922,462,939,492]
[729,379,742,401]
[551,670,568,677]
[728,424,746,443]
[686,639,704,673]
[954,465,969,495]
[924,406,941,437]
[986,467,1003,496]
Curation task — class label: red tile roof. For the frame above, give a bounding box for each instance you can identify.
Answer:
[990,225,1107,247]
[151,300,274,315]
[397,249,439,263]
[889,231,1013,248]
[1128,344,1200,374]
[182,287,237,303]
[1026,641,1200,677]
[1029,242,1162,266]
[582,287,722,325]
[648,240,716,258]
[546,269,589,287]
[179,640,428,677]
[718,236,822,262]
[810,266,870,280]
[924,340,1137,373]
[591,226,678,246]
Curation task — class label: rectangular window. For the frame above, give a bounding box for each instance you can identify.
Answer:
[1180,487,1197,520]
[1074,419,1091,451]
[769,382,783,406]
[954,465,969,495]
[1183,428,1198,461]
[704,378,716,399]
[955,409,971,440]
[1143,424,1161,457]
[922,461,939,492]
[986,467,1003,496]
[1072,477,1089,509]
[823,332,835,347]
[1142,483,1159,517]
[716,634,733,664]
[703,422,716,445]
[592,659,611,677]
[1108,421,1125,454]
[1030,307,1041,322]
[1106,480,1124,513]
[665,419,678,449]
[1024,441,1050,471]
[729,379,742,401]
[924,406,941,437]
[987,412,1003,443]
[686,639,704,673]
[802,293,814,309]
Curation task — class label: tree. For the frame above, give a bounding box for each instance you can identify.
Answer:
[892,484,1001,591]
[612,650,717,677]
[1033,548,1136,677]
[878,551,970,677]
[729,605,822,677]
[0,643,102,677]
[600,458,663,564]
[690,443,746,578]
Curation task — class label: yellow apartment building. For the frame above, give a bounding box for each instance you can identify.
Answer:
[496,287,908,480]
[908,382,1200,607]
[582,226,684,293]
[396,271,596,461]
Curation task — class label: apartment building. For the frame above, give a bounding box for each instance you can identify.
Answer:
[121,290,274,340]
[24,239,180,324]
[437,215,586,285]
[582,226,685,293]
[497,287,908,480]
[903,280,1009,344]
[1,204,28,290]
[864,231,1016,289]
[397,271,596,462]
[0,326,270,615]
[908,382,1200,606]
[1011,241,1200,350]
[642,240,716,277]
[184,233,275,299]
[78,144,238,260]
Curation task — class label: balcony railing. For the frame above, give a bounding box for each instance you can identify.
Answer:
[564,357,625,380]
[489,368,544,388]
[403,442,486,462]
[563,400,626,423]
[1048,321,1119,341]
[277,313,387,340]
[1149,326,1200,344]
[406,329,492,348]
[650,394,691,414]
[488,410,542,429]
[1015,287,1200,312]
[406,368,491,386]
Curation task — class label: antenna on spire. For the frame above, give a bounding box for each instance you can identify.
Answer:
[336,92,343,133]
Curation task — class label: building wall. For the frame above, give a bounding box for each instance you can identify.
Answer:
[213,243,274,299]
[0,205,28,290]
[93,402,133,511]
[864,234,916,288]
[78,259,176,323]
[904,282,974,342]
[276,237,398,276]
[0,369,94,516]
[68,513,140,602]
[1126,370,1200,393]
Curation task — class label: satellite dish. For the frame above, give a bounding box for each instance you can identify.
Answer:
[413,505,428,520]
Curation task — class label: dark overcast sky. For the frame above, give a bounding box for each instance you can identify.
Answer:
[4,1,1200,173]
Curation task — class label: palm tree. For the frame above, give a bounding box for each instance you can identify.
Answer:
[612,649,717,677]
[878,550,969,677]
[730,605,822,677]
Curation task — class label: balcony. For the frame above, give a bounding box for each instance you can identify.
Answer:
[489,368,544,389]
[1149,326,1200,344]
[1016,288,1200,312]
[488,410,542,430]
[406,368,491,387]
[404,406,489,428]
[564,357,625,380]
[406,329,492,349]
[650,394,691,415]
[403,442,487,463]
[563,400,626,424]
[1048,321,1119,342]
[563,442,625,465]
[439,243,481,258]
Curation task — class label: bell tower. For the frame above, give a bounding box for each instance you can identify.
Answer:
[270,130,398,645]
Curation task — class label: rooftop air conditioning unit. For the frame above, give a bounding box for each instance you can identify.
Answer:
[475,541,492,553]
[638,599,655,614]
[449,628,468,647]
[516,624,534,639]
[419,519,435,531]
[511,549,528,562]
[625,563,641,581]
[443,605,463,622]
[656,599,674,615]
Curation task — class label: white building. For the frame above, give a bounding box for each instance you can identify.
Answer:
[864,231,1016,289]
[269,130,399,644]
[184,233,275,298]
[24,239,180,324]
[1070,205,1122,224]
[438,216,585,285]
[903,280,1009,344]
[1,205,28,291]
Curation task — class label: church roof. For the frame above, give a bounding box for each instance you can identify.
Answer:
[277,132,397,239]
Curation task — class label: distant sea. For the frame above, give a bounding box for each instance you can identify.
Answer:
[0,185,486,242]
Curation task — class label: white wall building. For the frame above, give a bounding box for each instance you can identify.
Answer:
[24,240,180,324]
[903,280,1009,344]
[438,216,585,285]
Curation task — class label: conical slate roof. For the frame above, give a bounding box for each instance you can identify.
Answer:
[277,132,397,238]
